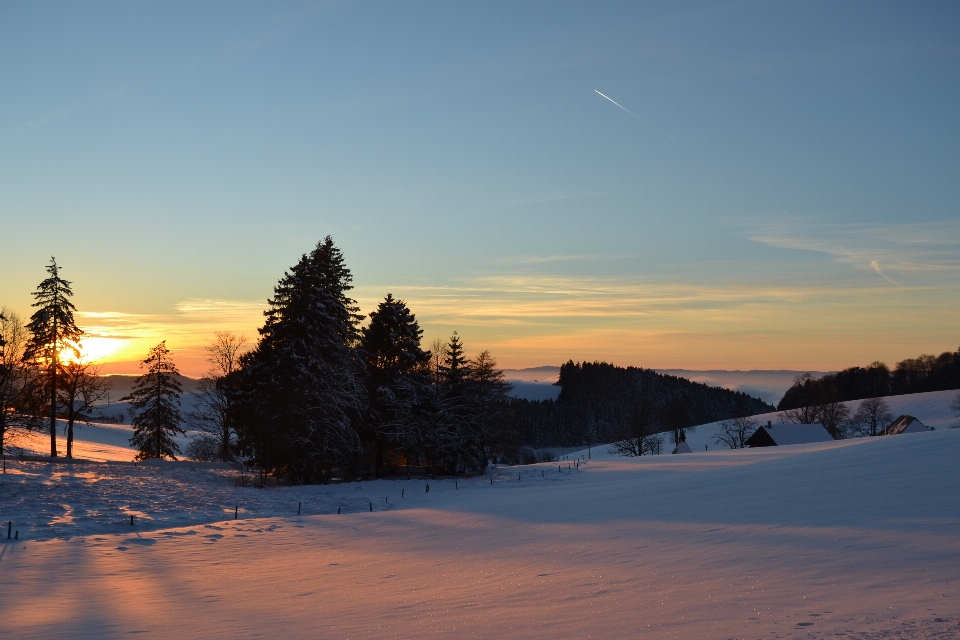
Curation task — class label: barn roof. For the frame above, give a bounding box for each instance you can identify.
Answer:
[746,423,833,447]
[885,415,931,435]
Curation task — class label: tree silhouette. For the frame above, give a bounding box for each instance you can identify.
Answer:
[24,258,83,457]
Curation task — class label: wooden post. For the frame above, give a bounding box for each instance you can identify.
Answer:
[7,521,10,539]
[298,502,301,515]
[130,515,134,526]
[235,506,238,519]
[369,502,373,512]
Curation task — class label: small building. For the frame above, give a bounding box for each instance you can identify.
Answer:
[745,421,834,447]
[672,441,693,454]
[884,415,932,435]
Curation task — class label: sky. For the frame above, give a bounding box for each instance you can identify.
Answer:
[1,1,959,377]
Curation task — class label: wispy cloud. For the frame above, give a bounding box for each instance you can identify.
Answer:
[493,254,636,265]
[746,218,960,282]
[869,260,898,286]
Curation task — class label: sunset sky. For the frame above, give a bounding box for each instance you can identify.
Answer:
[2,1,959,377]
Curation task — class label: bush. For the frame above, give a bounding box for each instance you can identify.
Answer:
[186,434,220,461]
[518,446,538,465]
[538,450,556,463]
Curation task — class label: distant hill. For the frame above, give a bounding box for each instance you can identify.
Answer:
[511,361,776,448]
[99,374,202,402]
[503,366,824,405]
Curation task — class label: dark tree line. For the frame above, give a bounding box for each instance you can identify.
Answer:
[228,237,516,483]
[509,361,775,452]
[778,348,960,411]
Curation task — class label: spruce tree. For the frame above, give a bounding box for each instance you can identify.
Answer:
[24,258,83,457]
[130,341,185,461]
[467,350,514,470]
[439,332,477,473]
[359,294,430,475]
[236,237,366,482]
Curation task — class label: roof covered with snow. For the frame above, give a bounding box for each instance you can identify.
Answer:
[885,415,932,435]
[746,423,834,447]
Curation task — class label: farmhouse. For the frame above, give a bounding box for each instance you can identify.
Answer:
[745,421,834,447]
[884,415,932,435]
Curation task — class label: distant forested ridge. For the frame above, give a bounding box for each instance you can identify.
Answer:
[511,361,775,449]
[778,346,960,411]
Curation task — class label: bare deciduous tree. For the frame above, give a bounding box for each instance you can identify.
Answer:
[780,404,821,425]
[60,357,108,458]
[781,399,851,440]
[850,397,893,437]
[612,391,659,456]
[0,308,30,455]
[815,401,851,439]
[714,415,757,449]
[950,391,960,429]
[189,332,247,461]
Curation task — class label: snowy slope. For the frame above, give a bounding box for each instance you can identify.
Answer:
[2,429,959,639]
[673,388,959,454]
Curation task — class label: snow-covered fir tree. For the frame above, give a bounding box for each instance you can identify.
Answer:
[130,341,185,461]
[438,332,479,473]
[466,350,514,469]
[359,293,430,476]
[235,236,366,482]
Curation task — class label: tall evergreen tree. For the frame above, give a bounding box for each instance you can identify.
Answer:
[130,341,185,460]
[235,237,366,482]
[359,294,430,475]
[439,332,477,473]
[467,350,514,470]
[24,258,83,457]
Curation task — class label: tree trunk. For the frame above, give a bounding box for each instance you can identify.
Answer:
[66,417,74,459]
[50,360,57,457]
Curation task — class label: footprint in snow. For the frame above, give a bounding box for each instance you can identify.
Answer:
[124,538,156,546]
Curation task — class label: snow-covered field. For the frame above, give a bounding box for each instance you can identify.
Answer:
[2,434,959,637]
[2,389,958,639]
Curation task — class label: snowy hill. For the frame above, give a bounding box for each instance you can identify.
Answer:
[2,425,959,638]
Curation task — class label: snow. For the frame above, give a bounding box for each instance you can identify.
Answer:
[749,422,834,446]
[1,434,958,637]
[2,388,958,638]
[658,389,959,454]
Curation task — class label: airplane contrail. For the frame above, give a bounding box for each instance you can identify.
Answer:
[594,90,639,118]
[594,89,677,143]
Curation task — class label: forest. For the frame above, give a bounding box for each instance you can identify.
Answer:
[0,237,777,483]
[778,349,960,410]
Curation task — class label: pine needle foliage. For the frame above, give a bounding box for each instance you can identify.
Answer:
[359,294,430,475]
[130,341,185,461]
[235,237,366,482]
[24,258,83,457]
